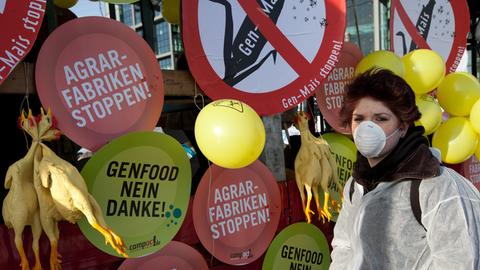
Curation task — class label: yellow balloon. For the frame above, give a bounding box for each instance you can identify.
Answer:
[162,0,181,24]
[355,50,405,77]
[53,0,78,9]
[414,95,442,135]
[437,72,480,117]
[194,99,265,169]
[471,99,480,134]
[402,49,445,95]
[432,117,479,164]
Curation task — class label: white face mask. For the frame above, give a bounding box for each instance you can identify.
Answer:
[353,121,401,158]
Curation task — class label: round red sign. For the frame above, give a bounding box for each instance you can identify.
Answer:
[0,0,46,85]
[462,155,480,191]
[193,160,281,265]
[315,42,362,134]
[118,241,209,270]
[36,17,164,151]
[390,0,469,73]
[182,0,346,115]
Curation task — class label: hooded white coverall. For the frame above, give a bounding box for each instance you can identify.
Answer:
[330,166,480,269]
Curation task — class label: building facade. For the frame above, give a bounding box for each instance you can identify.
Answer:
[106,1,477,74]
[107,2,183,70]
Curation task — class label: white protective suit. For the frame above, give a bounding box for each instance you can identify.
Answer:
[330,166,480,270]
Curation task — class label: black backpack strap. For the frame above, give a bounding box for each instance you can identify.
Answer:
[349,179,355,202]
[410,180,426,231]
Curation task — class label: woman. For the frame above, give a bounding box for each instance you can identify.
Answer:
[330,69,480,269]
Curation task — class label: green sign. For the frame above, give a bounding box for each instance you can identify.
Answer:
[262,223,330,270]
[321,132,356,222]
[79,131,191,257]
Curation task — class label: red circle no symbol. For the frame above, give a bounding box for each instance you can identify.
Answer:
[183,0,346,115]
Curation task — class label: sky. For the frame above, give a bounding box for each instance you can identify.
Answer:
[70,0,106,17]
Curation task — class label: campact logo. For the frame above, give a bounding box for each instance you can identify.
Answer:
[128,235,161,251]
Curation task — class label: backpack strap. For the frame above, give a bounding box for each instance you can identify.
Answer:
[349,178,427,231]
[410,180,426,231]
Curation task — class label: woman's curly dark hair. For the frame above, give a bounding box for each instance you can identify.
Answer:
[339,68,421,128]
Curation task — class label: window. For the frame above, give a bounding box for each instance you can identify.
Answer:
[134,3,142,25]
[171,24,183,53]
[154,20,171,54]
[154,0,162,17]
[379,1,390,50]
[159,57,173,70]
[119,5,133,27]
[346,0,374,55]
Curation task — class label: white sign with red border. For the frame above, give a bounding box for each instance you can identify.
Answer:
[0,0,46,85]
[183,0,346,115]
[390,0,469,73]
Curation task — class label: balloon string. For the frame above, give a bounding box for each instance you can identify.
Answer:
[98,1,104,17]
[194,81,211,264]
[206,159,215,267]
[193,83,205,110]
[19,62,30,150]
[351,0,363,52]
[307,99,315,117]
[306,99,320,133]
